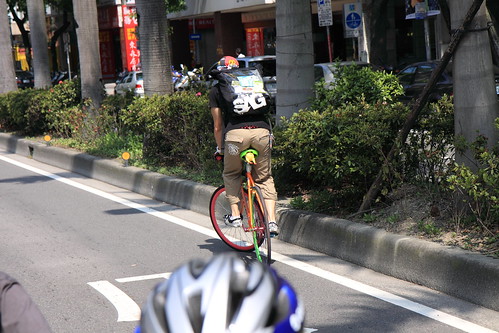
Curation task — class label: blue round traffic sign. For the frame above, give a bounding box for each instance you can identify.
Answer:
[346,12,361,29]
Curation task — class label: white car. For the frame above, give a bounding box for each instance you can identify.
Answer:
[314,61,371,88]
[114,71,144,97]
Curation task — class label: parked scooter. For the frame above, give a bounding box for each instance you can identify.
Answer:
[174,64,202,91]
[51,71,72,85]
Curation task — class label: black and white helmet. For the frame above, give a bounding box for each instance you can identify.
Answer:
[136,254,305,333]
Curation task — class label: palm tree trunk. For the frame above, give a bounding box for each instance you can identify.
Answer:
[451,0,498,168]
[73,0,102,109]
[27,0,52,88]
[275,0,314,121]
[136,0,173,95]
[0,0,17,93]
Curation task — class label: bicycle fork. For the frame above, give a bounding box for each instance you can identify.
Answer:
[244,165,265,263]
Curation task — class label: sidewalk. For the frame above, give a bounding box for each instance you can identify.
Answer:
[1,133,497,311]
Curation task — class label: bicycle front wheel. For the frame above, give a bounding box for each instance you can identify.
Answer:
[209,185,264,252]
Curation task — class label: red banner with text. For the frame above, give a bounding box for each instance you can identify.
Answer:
[99,30,116,79]
[122,5,140,71]
[245,28,264,57]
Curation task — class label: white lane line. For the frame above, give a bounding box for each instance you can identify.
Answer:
[2,154,496,333]
[273,253,497,333]
[116,273,171,283]
[87,281,141,322]
[0,154,219,238]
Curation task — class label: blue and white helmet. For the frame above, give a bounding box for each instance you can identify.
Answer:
[136,254,305,333]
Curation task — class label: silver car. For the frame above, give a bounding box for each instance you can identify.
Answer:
[114,71,144,97]
[314,61,371,88]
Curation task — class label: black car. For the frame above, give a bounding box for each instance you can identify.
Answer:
[396,61,453,103]
[16,70,34,89]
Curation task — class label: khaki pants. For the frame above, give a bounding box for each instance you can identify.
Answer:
[223,128,277,204]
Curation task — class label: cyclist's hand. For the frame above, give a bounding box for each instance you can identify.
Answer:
[214,147,224,162]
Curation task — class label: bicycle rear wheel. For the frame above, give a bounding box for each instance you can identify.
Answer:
[209,185,264,252]
[252,185,271,265]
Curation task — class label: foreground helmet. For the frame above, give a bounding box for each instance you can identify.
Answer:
[137,254,305,333]
[217,56,239,70]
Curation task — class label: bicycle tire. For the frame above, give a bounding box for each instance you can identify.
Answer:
[252,185,271,265]
[209,185,264,252]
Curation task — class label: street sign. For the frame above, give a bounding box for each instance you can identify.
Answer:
[189,33,201,41]
[318,0,333,27]
[343,3,363,38]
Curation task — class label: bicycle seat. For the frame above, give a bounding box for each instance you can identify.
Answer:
[240,148,259,164]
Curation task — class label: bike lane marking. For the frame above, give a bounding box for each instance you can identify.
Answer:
[2,154,496,333]
[89,272,318,332]
[87,281,141,322]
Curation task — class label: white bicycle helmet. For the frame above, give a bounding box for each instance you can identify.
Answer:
[136,254,305,333]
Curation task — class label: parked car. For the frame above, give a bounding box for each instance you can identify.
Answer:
[114,71,144,97]
[396,61,453,103]
[15,70,34,89]
[314,61,371,88]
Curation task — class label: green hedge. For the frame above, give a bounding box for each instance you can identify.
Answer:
[121,91,213,169]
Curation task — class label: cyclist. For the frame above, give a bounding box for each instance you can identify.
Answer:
[135,254,305,332]
[209,55,279,236]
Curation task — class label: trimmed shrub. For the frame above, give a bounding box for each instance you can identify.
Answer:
[273,100,409,205]
[121,91,213,169]
[313,63,404,110]
[447,119,499,231]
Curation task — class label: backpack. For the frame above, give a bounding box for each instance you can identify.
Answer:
[213,67,271,116]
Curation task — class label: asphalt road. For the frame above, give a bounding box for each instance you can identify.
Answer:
[1,150,498,333]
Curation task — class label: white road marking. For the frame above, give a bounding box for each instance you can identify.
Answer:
[87,281,141,322]
[2,154,496,333]
[116,272,171,283]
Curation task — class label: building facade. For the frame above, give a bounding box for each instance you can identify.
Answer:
[91,0,448,80]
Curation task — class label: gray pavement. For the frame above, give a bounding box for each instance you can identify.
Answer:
[1,132,497,312]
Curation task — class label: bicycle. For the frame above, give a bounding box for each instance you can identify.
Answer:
[209,148,271,265]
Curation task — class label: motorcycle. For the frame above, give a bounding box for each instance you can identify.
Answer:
[174,64,203,91]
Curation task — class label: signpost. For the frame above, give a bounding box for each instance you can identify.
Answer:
[343,3,362,38]
[318,0,333,62]
[343,3,363,60]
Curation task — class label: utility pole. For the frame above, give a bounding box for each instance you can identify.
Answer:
[450,0,498,168]
[275,0,315,121]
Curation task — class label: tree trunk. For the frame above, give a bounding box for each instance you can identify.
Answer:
[7,5,31,69]
[73,0,102,109]
[50,11,70,72]
[0,0,17,93]
[27,0,52,88]
[275,0,314,121]
[451,0,499,169]
[363,0,390,68]
[359,0,487,213]
[136,0,173,95]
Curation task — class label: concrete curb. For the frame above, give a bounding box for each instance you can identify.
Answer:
[1,133,498,311]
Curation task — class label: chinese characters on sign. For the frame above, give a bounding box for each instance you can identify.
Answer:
[122,5,140,71]
[318,0,333,27]
[245,28,264,57]
[99,30,116,79]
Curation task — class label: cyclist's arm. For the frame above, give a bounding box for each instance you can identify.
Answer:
[211,106,224,150]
